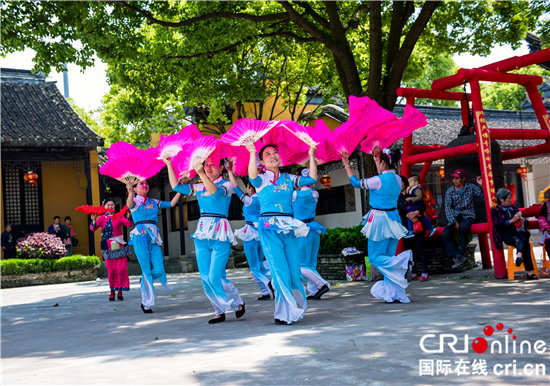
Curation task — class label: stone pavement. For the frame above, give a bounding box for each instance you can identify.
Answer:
[2,268,549,385]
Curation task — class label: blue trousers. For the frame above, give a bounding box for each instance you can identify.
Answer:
[132,234,169,308]
[244,239,271,295]
[298,230,328,295]
[194,238,243,315]
[259,228,307,323]
[368,237,411,303]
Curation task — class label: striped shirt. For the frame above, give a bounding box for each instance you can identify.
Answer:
[445,183,484,225]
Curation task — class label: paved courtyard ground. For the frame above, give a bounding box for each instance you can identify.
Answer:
[2,268,549,385]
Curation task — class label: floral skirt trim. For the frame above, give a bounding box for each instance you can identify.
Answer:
[259,216,309,237]
[110,287,130,291]
[102,245,132,260]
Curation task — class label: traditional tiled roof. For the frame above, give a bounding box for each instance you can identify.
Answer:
[1,68,104,147]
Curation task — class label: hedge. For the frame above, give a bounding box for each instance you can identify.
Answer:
[319,225,369,255]
[1,255,101,276]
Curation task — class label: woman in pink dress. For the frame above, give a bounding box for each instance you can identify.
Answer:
[90,198,133,301]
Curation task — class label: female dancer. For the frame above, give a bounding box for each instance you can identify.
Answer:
[292,169,330,300]
[246,142,317,325]
[90,198,133,301]
[126,180,181,313]
[165,156,245,324]
[342,147,412,303]
[227,163,272,300]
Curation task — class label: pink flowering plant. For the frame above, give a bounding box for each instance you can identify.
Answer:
[16,232,66,259]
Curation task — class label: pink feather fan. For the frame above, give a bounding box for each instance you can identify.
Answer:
[360,104,427,154]
[156,124,203,160]
[102,141,163,184]
[99,155,164,185]
[329,96,398,156]
[278,120,330,148]
[220,118,278,146]
[171,135,219,179]
[262,121,309,153]
[291,120,339,166]
[107,142,159,160]
[220,144,250,177]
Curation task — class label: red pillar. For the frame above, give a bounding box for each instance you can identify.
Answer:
[401,96,415,178]
[419,161,433,184]
[525,81,550,133]
[470,78,506,277]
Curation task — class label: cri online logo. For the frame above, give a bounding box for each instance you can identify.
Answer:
[420,323,547,354]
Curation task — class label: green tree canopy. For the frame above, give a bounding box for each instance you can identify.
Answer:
[3,1,549,143]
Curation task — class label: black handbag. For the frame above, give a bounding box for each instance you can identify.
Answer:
[72,238,79,246]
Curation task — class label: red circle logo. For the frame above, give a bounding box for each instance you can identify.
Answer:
[472,337,488,354]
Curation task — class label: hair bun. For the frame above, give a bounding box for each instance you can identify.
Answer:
[389,148,402,164]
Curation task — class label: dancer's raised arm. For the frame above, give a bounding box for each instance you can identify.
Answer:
[163,157,180,189]
[308,146,318,182]
[246,143,258,180]
[126,181,135,209]
[194,158,219,196]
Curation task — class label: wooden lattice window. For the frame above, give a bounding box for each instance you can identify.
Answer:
[3,169,22,225]
[2,169,43,239]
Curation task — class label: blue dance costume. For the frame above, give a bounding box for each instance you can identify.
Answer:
[350,170,412,303]
[129,195,172,308]
[174,176,244,315]
[292,187,329,296]
[250,170,316,323]
[233,185,271,296]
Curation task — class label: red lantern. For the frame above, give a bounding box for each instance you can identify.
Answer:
[516,165,529,181]
[435,166,445,179]
[23,171,39,188]
[320,174,332,190]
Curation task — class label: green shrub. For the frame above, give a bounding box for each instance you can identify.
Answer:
[1,255,100,275]
[52,255,101,271]
[1,259,54,275]
[319,225,369,255]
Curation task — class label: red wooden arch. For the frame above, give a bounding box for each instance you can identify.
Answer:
[397,48,550,278]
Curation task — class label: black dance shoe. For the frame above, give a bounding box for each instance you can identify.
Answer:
[236,302,246,319]
[312,284,330,300]
[257,294,271,300]
[385,300,402,304]
[526,273,539,280]
[141,304,153,313]
[274,318,289,325]
[268,280,275,294]
[515,256,524,267]
[208,313,226,324]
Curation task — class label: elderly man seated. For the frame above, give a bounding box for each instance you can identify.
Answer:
[442,169,483,269]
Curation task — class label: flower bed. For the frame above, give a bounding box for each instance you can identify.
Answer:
[1,255,101,289]
[15,232,66,259]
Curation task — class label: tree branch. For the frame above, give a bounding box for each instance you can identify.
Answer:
[294,1,331,31]
[366,1,383,103]
[323,1,347,39]
[165,32,317,61]
[385,1,406,73]
[277,1,332,45]
[113,1,290,27]
[384,1,441,109]
[344,3,369,30]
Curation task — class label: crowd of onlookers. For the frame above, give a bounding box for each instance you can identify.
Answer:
[2,215,77,258]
